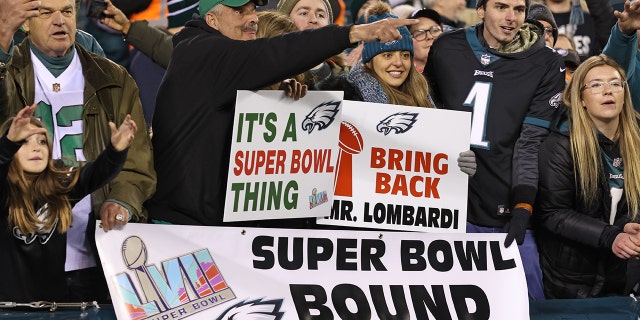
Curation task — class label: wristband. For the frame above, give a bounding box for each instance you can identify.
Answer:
[513,203,533,213]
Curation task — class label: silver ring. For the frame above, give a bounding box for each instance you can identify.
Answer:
[115,213,125,222]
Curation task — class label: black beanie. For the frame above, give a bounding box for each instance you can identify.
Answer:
[528,3,558,45]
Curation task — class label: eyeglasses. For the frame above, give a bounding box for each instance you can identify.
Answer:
[543,27,556,34]
[411,26,443,41]
[581,80,626,94]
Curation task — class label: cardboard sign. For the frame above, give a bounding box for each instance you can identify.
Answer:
[318,101,471,233]
[224,91,343,222]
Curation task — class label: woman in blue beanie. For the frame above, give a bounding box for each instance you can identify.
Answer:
[319,1,433,108]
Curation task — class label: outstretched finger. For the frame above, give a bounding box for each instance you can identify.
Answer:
[389,18,419,27]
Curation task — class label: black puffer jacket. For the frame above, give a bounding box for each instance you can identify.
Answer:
[535,110,640,299]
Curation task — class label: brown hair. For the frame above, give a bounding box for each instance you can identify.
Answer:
[0,117,80,234]
[364,60,434,108]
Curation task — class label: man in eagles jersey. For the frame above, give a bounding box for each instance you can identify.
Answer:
[424,0,565,300]
[0,0,156,302]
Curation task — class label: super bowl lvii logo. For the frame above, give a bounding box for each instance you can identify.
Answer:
[114,236,236,320]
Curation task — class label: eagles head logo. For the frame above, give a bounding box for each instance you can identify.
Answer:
[377,112,419,135]
[216,298,284,320]
[301,101,341,134]
[549,92,563,108]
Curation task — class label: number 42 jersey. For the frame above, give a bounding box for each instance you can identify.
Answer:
[424,24,566,227]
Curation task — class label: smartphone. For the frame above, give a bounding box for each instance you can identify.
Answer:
[86,0,107,19]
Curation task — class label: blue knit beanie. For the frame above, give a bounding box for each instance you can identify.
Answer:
[361,3,413,63]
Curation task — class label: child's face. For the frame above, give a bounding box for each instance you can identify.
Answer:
[16,131,49,174]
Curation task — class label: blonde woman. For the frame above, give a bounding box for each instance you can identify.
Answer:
[536,54,640,299]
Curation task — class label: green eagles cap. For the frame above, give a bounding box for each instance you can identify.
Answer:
[199,0,267,16]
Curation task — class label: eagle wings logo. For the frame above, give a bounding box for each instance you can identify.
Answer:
[301,101,341,133]
[377,112,419,135]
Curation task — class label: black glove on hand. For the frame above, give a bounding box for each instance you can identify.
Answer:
[504,207,531,247]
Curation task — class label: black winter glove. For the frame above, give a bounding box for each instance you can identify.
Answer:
[503,207,531,247]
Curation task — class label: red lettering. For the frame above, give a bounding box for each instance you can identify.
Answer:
[370,147,385,169]
[375,172,391,194]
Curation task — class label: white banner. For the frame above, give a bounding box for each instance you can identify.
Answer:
[318,101,471,233]
[224,90,343,222]
[96,223,529,320]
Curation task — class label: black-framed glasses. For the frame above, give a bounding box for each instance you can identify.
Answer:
[411,26,443,41]
[581,80,626,94]
[543,27,557,34]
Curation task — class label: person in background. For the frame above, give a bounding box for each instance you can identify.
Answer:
[557,47,581,82]
[0,0,156,303]
[536,54,640,299]
[256,10,309,90]
[407,7,442,72]
[81,0,152,68]
[528,2,558,47]
[424,0,565,300]
[392,4,417,19]
[544,0,616,60]
[0,105,136,303]
[603,0,640,111]
[555,32,576,51]
[100,0,199,131]
[277,0,350,87]
[422,0,466,30]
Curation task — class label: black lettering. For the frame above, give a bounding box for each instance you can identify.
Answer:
[252,236,274,269]
[330,200,354,221]
[332,284,371,319]
[370,285,409,319]
[454,241,487,271]
[427,240,453,272]
[278,237,303,270]
[409,285,451,320]
[450,285,490,320]
[401,240,426,271]
[290,284,333,320]
[336,239,358,270]
[308,238,333,270]
[402,205,415,225]
[386,203,401,224]
[490,241,516,270]
[440,208,453,228]
[361,239,387,271]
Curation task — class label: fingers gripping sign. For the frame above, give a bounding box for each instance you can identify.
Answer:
[100,201,130,231]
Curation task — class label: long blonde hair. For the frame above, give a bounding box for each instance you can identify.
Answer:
[564,54,640,220]
[1,117,79,233]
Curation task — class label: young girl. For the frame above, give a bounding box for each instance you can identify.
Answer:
[0,104,136,302]
[536,55,640,299]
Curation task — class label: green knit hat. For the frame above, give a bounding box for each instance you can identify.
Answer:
[199,0,267,16]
